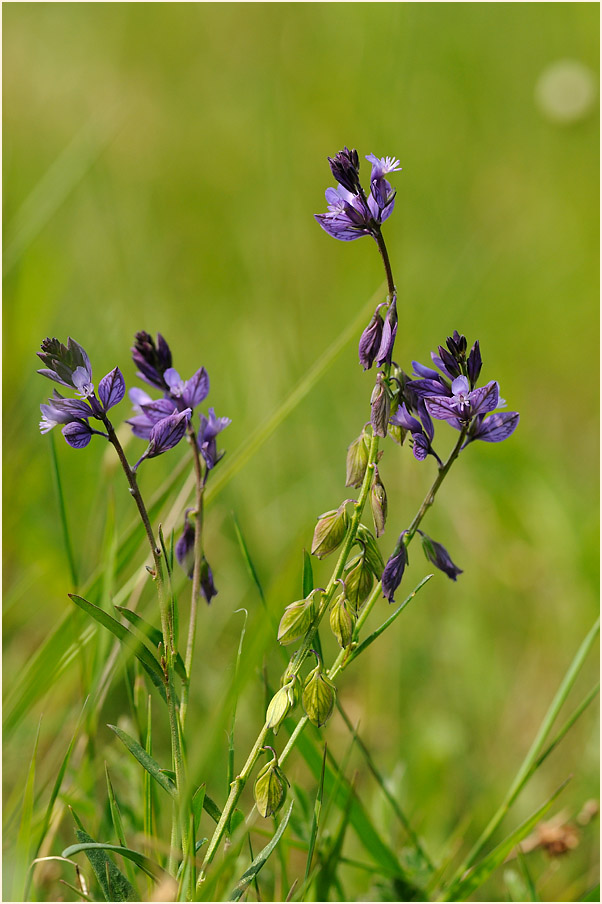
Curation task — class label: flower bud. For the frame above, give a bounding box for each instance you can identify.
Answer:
[266,675,300,734]
[343,554,374,610]
[329,595,356,649]
[311,504,348,559]
[345,432,370,488]
[356,524,385,577]
[419,531,463,581]
[253,752,289,818]
[302,665,337,728]
[359,310,384,370]
[370,373,390,438]
[277,589,321,645]
[370,467,387,538]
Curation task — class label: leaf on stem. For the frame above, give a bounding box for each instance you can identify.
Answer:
[108,724,176,797]
[228,801,294,901]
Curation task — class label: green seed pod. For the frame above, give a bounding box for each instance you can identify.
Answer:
[311,504,349,559]
[345,432,370,488]
[329,595,356,649]
[266,675,300,734]
[356,524,385,577]
[302,665,337,728]
[370,374,390,438]
[344,554,374,610]
[388,422,407,446]
[370,467,388,538]
[253,753,289,818]
[277,589,321,645]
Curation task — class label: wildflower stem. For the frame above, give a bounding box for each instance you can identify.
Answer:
[372,227,396,300]
[181,426,207,728]
[103,416,190,876]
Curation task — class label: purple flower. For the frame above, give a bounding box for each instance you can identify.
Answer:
[382,532,408,603]
[419,532,462,581]
[133,408,192,470]
[359,307,385,370]
[127,389,179,440]
[164,366,210,411]
[467,411,520,445]
[132,331,172,390]
[375,296,398,367]
[176,513,195,579]
[390,402,437,463]
[315,149,401,242]
[98,367,126,412]
[199,556,218,604]
[425,376,501,428]
[365,154,402,215]
[198,408,231,470]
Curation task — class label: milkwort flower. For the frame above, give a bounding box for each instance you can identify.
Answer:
[37,337,125,448]
[314,149,401,242]
[402,331,519,452]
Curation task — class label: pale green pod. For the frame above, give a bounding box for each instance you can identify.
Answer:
[344,555,374,610]
[345,432,370,488]
[356,524,385,577]
[370,467,388,538]
[329,595,356,649]
[277,589,320,645]
[253,759,289,818]
[302,666,337,728]
[265,686,291,734]
[311,505,348,559]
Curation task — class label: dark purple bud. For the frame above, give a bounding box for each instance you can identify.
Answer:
[437,345,462,379]
[359,308,385,370]
[469,411,520,444]
[446,331,467,359]
[134,409,192,468]
[132,331,173,390]
[98,367,126,412]
[62,420,94,449]
[37,337,93,389]
[382,533,408,603]
[370,373,390,438]
[419,532,463,581]
[375,297,398,367]
[467,340,482,388]
[198,408,231,470]
[327,147,362,195]
[175,514,195,579]
[200,556,218,604]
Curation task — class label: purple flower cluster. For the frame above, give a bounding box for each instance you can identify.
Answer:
[127,331,230,472]
[37,337,125,449]
[315,148,402,243]
[391,330,519,461]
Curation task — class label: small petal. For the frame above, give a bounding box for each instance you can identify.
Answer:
[62,421,93,449]
[98,367,126,411]
[381,534,408,604]
[145,409,191,459]
[183,367,210,409]
[472,411,520,443]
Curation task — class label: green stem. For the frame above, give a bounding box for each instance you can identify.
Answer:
[103,415,190,877]
[180,426,207,728]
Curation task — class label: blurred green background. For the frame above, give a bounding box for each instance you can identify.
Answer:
[3,3,599,900]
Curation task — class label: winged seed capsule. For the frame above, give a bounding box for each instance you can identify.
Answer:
[253,749,289,818]
[329,595,356,649]
[345,431,370,488]
[302,663,337,728]
[311,503,349,558]
[277,589,322,646]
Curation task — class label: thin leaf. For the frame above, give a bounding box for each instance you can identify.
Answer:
[232,512,266,607]
[108,724,176,797]
[105,765,137,889]
[14,716,41,900]
[528,682,599,778]
[59,878,93,901]
[446,778,571,901]
[70,594,167,702]
[228,609,248,799]
[302,550,313,598]
[516,848,538,902]
[346,574,433,664]
[62,843,170,886]
[68,825,137,902]
[114,606,186,681]
[228,802,294,901]
[192,785,207,836]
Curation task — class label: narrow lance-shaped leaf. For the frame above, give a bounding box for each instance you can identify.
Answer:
[108,724,176,797]
[228,802,294,901]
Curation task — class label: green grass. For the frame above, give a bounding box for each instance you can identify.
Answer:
[3,3,599,901]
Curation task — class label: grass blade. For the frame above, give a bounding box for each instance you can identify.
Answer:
[108,724,175,797]
[232,512,266,607]
[62,843,170,886]
[105,765,137,889]
[228,608,249,796]
[450,617,599,884]
[69,594,167,701]
[114,605,187,681]
[13,716,41,900]
[446,777,571,901]
[67,816,137,903]
[302,550,314,598]
[228,802,294,902]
